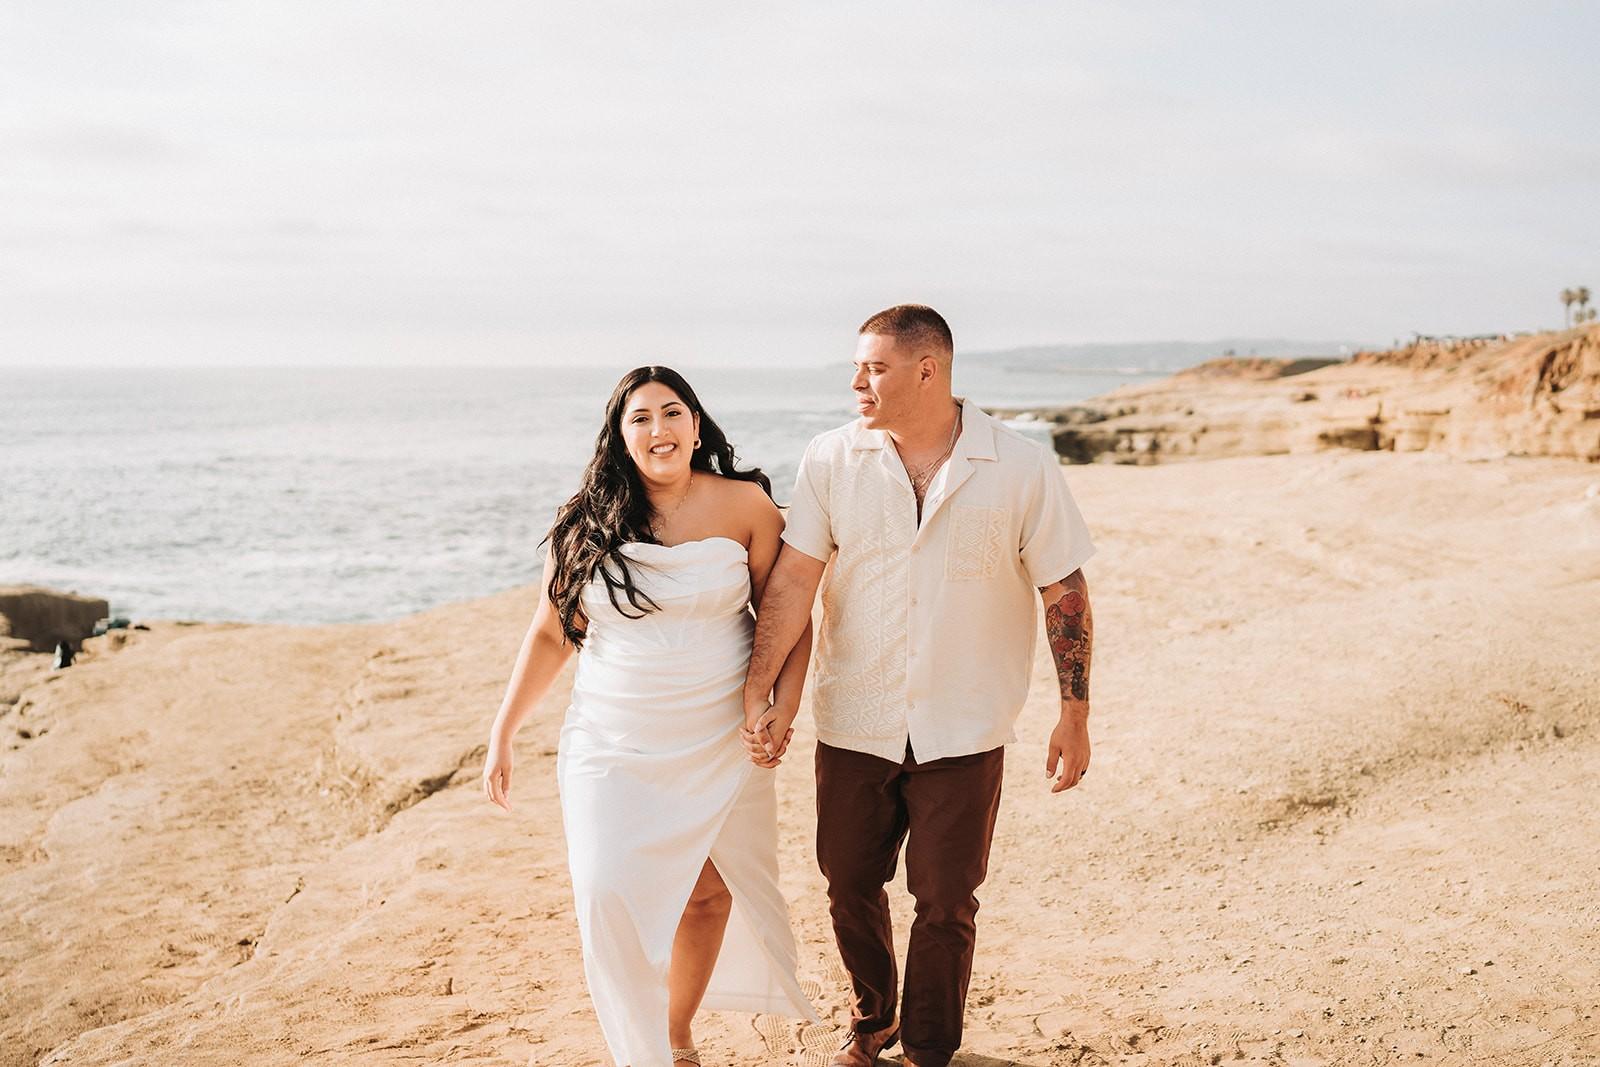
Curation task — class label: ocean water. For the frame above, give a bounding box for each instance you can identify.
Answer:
[1,363,1139,625]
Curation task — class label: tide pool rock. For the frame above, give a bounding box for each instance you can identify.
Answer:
[0,586,111,653]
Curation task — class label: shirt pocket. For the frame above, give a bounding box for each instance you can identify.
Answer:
[945,505,1011,581]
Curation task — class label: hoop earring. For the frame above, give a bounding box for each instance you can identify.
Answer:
[693,438,701,449]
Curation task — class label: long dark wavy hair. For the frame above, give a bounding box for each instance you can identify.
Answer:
[545,366,772,649]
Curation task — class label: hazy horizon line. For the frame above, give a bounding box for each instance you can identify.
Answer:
[1,333,1389,371]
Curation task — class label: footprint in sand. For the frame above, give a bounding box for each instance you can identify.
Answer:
[797,1021,841,1064]
[753,1012,792,1056]
[351,647,427,702]
[751,1014,855,1067]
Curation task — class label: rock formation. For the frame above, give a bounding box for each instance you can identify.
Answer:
[991,326,1600,465]
[0,586,110,654]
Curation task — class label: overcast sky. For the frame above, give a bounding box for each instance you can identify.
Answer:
[2,1,1596,367]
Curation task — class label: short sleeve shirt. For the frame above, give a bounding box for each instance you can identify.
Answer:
[781,399,1096,763]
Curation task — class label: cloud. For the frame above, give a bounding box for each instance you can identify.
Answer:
[7,123,185,165]
[0,1,1595,364]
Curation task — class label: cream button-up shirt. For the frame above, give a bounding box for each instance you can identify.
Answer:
[781,399,1096,763]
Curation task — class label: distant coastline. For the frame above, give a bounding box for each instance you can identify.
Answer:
[961,336,1369,376]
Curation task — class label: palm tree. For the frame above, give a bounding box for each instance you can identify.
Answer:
[1561,287,1578,327]
[1576,287,1593,326]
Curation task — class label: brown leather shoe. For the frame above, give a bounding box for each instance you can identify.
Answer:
[828,1022,900,1066]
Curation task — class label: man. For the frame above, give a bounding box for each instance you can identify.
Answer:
[742,304,1096,1067]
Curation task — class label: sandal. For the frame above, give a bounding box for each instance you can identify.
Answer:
[671,1049,701,1065]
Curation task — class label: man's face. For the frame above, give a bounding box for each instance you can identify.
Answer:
[850,332,927,431]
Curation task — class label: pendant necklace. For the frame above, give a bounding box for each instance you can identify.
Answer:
[905,408,962,499]
[649,470,694,542]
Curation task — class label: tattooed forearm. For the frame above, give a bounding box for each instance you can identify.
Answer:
[1043,570,1093,704]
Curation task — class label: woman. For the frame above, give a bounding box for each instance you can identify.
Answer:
[481,366,817,1066]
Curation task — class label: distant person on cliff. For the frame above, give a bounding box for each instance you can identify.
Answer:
[740,304,1098,1067]
[482,366,818,1066]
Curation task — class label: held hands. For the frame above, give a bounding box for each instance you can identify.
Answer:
[741,697,796,768]
[482,742,514,811]
[1046,702,1091,794]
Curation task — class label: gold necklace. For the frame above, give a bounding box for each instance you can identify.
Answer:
[904,409,962,496]
[649,470,694,541]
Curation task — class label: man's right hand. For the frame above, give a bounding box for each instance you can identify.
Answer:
[760,702,799,760]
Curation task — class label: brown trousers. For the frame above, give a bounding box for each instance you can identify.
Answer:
[815,740,1005,1067]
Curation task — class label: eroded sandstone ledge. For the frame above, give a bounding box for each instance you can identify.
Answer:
[992,326,1600,464]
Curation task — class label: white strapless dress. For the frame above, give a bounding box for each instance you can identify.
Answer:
[557,536,817,1066]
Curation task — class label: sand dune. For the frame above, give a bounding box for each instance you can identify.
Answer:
[3,450,1598,1066]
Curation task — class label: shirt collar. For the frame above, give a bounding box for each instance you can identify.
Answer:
[848,397,998,461]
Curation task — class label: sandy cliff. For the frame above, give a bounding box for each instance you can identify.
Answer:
[996,327,1600,466]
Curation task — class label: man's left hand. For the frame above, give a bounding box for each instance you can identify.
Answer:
[1046,704,1090,793]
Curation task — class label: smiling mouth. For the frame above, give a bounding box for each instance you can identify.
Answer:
[649,443,677,455]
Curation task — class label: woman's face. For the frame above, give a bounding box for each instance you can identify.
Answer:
[620,381,699,484]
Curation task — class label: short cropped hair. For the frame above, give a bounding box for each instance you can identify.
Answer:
[858,304,954,362]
